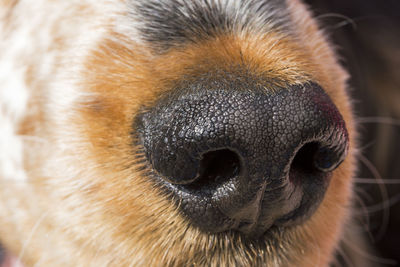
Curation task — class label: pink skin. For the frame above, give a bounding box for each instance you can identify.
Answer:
[1,253,24,267]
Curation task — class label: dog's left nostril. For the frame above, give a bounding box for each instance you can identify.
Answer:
[290,142,320,183]
[314,146,344,172]
[290,142,340,178]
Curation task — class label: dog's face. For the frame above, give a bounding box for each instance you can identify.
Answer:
[0,0,356,266]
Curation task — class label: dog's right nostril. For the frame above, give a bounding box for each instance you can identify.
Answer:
[195,149,241,187]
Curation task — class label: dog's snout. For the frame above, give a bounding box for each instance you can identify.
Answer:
[138,76,349,235]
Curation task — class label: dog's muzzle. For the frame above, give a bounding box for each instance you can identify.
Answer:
[138,74,349,237]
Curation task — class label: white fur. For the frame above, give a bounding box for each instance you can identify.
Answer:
[0,0,123,182]
[0,3,29,182]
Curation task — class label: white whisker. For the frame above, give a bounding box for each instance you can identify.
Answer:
[18,210,51,262]
[359,155,390,240]
[361,194,400,214]
[316,13,357,31]
[354,178,400,184]
[358,117,400,127]
[342,236,397,266]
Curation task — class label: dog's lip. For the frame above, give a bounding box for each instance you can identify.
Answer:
[159,169,325,237]
[226,176,327,237]
[228,218,280,239]
[0,250,24,267]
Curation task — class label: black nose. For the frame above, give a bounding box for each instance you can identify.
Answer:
[138,75,348,236]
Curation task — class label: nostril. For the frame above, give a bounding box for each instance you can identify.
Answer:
[289,142,319,185]
[313,146,343,172]
[290,141,345,184]
[291,143,319,173]
[192,149,241,188]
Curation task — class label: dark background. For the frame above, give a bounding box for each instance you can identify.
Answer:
[305,1,400,266]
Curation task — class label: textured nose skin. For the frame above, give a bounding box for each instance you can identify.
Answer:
[138,75,348,236]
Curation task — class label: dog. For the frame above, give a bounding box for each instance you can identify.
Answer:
[0,0,362,266]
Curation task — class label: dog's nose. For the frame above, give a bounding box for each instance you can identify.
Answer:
[138,77,348,236]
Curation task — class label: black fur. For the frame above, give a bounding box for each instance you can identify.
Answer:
[129,0,292,51]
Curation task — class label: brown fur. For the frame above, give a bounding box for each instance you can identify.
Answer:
[0,0,359,266]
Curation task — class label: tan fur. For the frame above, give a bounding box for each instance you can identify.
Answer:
[0,0,358,266]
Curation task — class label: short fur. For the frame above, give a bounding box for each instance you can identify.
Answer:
[0,0,359,266]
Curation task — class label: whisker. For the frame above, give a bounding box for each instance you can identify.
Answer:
[358,155,390,240]
[18,210,51,262]
[352,191,372,236]
[357,141,377,152]
[358,117,400,127]
[361,194,400,214]
[353,187,376,242]
[315,13,357,30]
[335,245,356,267]
[342,237,397,266]
[354,178,400,184]
[354,186,374,203]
